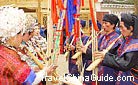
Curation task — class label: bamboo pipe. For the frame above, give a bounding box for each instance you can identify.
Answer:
[86,35,122,71]
[24,47,44,69]
[35,47,59,84]
[25,46,59,84]
[29,41,47,64]
[36,44,47,64]
[64,37,75,58]
[36,43,47,56]
[72,29,103,59]
[37,51,47,64]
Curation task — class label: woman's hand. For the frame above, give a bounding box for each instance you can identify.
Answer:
[64,44,75,51]
[32,66,40,72]
[93,50,107,59]
[46,64,58,76]
[70,45,75,51]
[80,45,87,54]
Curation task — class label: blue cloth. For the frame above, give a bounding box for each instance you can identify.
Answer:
[115,27,121,35]
[67,0,77,32]
[40,28,46,38]
[23,70,36,85]
[80,20,86,28]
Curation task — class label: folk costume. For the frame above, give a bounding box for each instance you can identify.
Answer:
[95,14,120,85]
[98,14,121,85]
[65,33,89,78]
[0,6,48,85]
[102,13,138,85]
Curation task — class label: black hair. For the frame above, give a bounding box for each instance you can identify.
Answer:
[121,13,138,38]
[103,14,119,29]
[17,31,21,35]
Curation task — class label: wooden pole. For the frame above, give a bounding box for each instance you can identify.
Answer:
[46,0,53,84]
[37,0,41,24]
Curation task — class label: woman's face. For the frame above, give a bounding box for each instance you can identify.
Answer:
[15,33,23,47]
[102,21,114,34]
[23,33,30,42]
[119,21,132,37]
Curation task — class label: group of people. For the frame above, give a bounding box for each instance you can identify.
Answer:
[0,6,57,85]
[64,13,138,85]
[0,5,138,85]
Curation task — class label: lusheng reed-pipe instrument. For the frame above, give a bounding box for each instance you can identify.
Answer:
[24,45,59,84]
[35,44,47,64]
[71,29,103,59]
[24,46,44,69]
[86,35,122,71]
[35,43,59,84]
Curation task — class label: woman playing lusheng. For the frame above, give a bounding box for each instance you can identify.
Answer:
[81,14,121,85]
[93,13,138,85]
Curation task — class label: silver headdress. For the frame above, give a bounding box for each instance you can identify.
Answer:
[0,6,26,38]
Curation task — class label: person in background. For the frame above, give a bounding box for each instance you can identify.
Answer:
[89,20,102,35]
[44,25,47,41]
[39,24,47,38]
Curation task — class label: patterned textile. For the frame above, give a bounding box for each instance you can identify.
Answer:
[117,37,138,85]
[0,45,31,85]
[118,37,138,56]
[98,31,120,85]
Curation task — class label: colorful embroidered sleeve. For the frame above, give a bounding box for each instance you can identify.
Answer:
[103,51,138,71]
[23,70,36,85]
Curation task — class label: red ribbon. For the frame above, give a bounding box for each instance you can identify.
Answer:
[65,13,70,37]
[89,0,99,31]
[51,0,58,24]
[73,0,77,6]
[74,15,80,42]
[95,0,98,2]
[81,0,84,6]
[57,0,66,10]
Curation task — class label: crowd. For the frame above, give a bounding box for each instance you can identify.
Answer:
[0,5,138,85]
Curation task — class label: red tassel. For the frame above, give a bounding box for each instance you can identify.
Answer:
[74,19,77,42]
[81,0,84,6]
[74,18,80,42]
[95,0,98,2]
[73,0,77,6]
[89,0,99,31]
[65,13,70,37]
[76,20,80,38]
[57,0,66,10]
[51,0,58,24]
